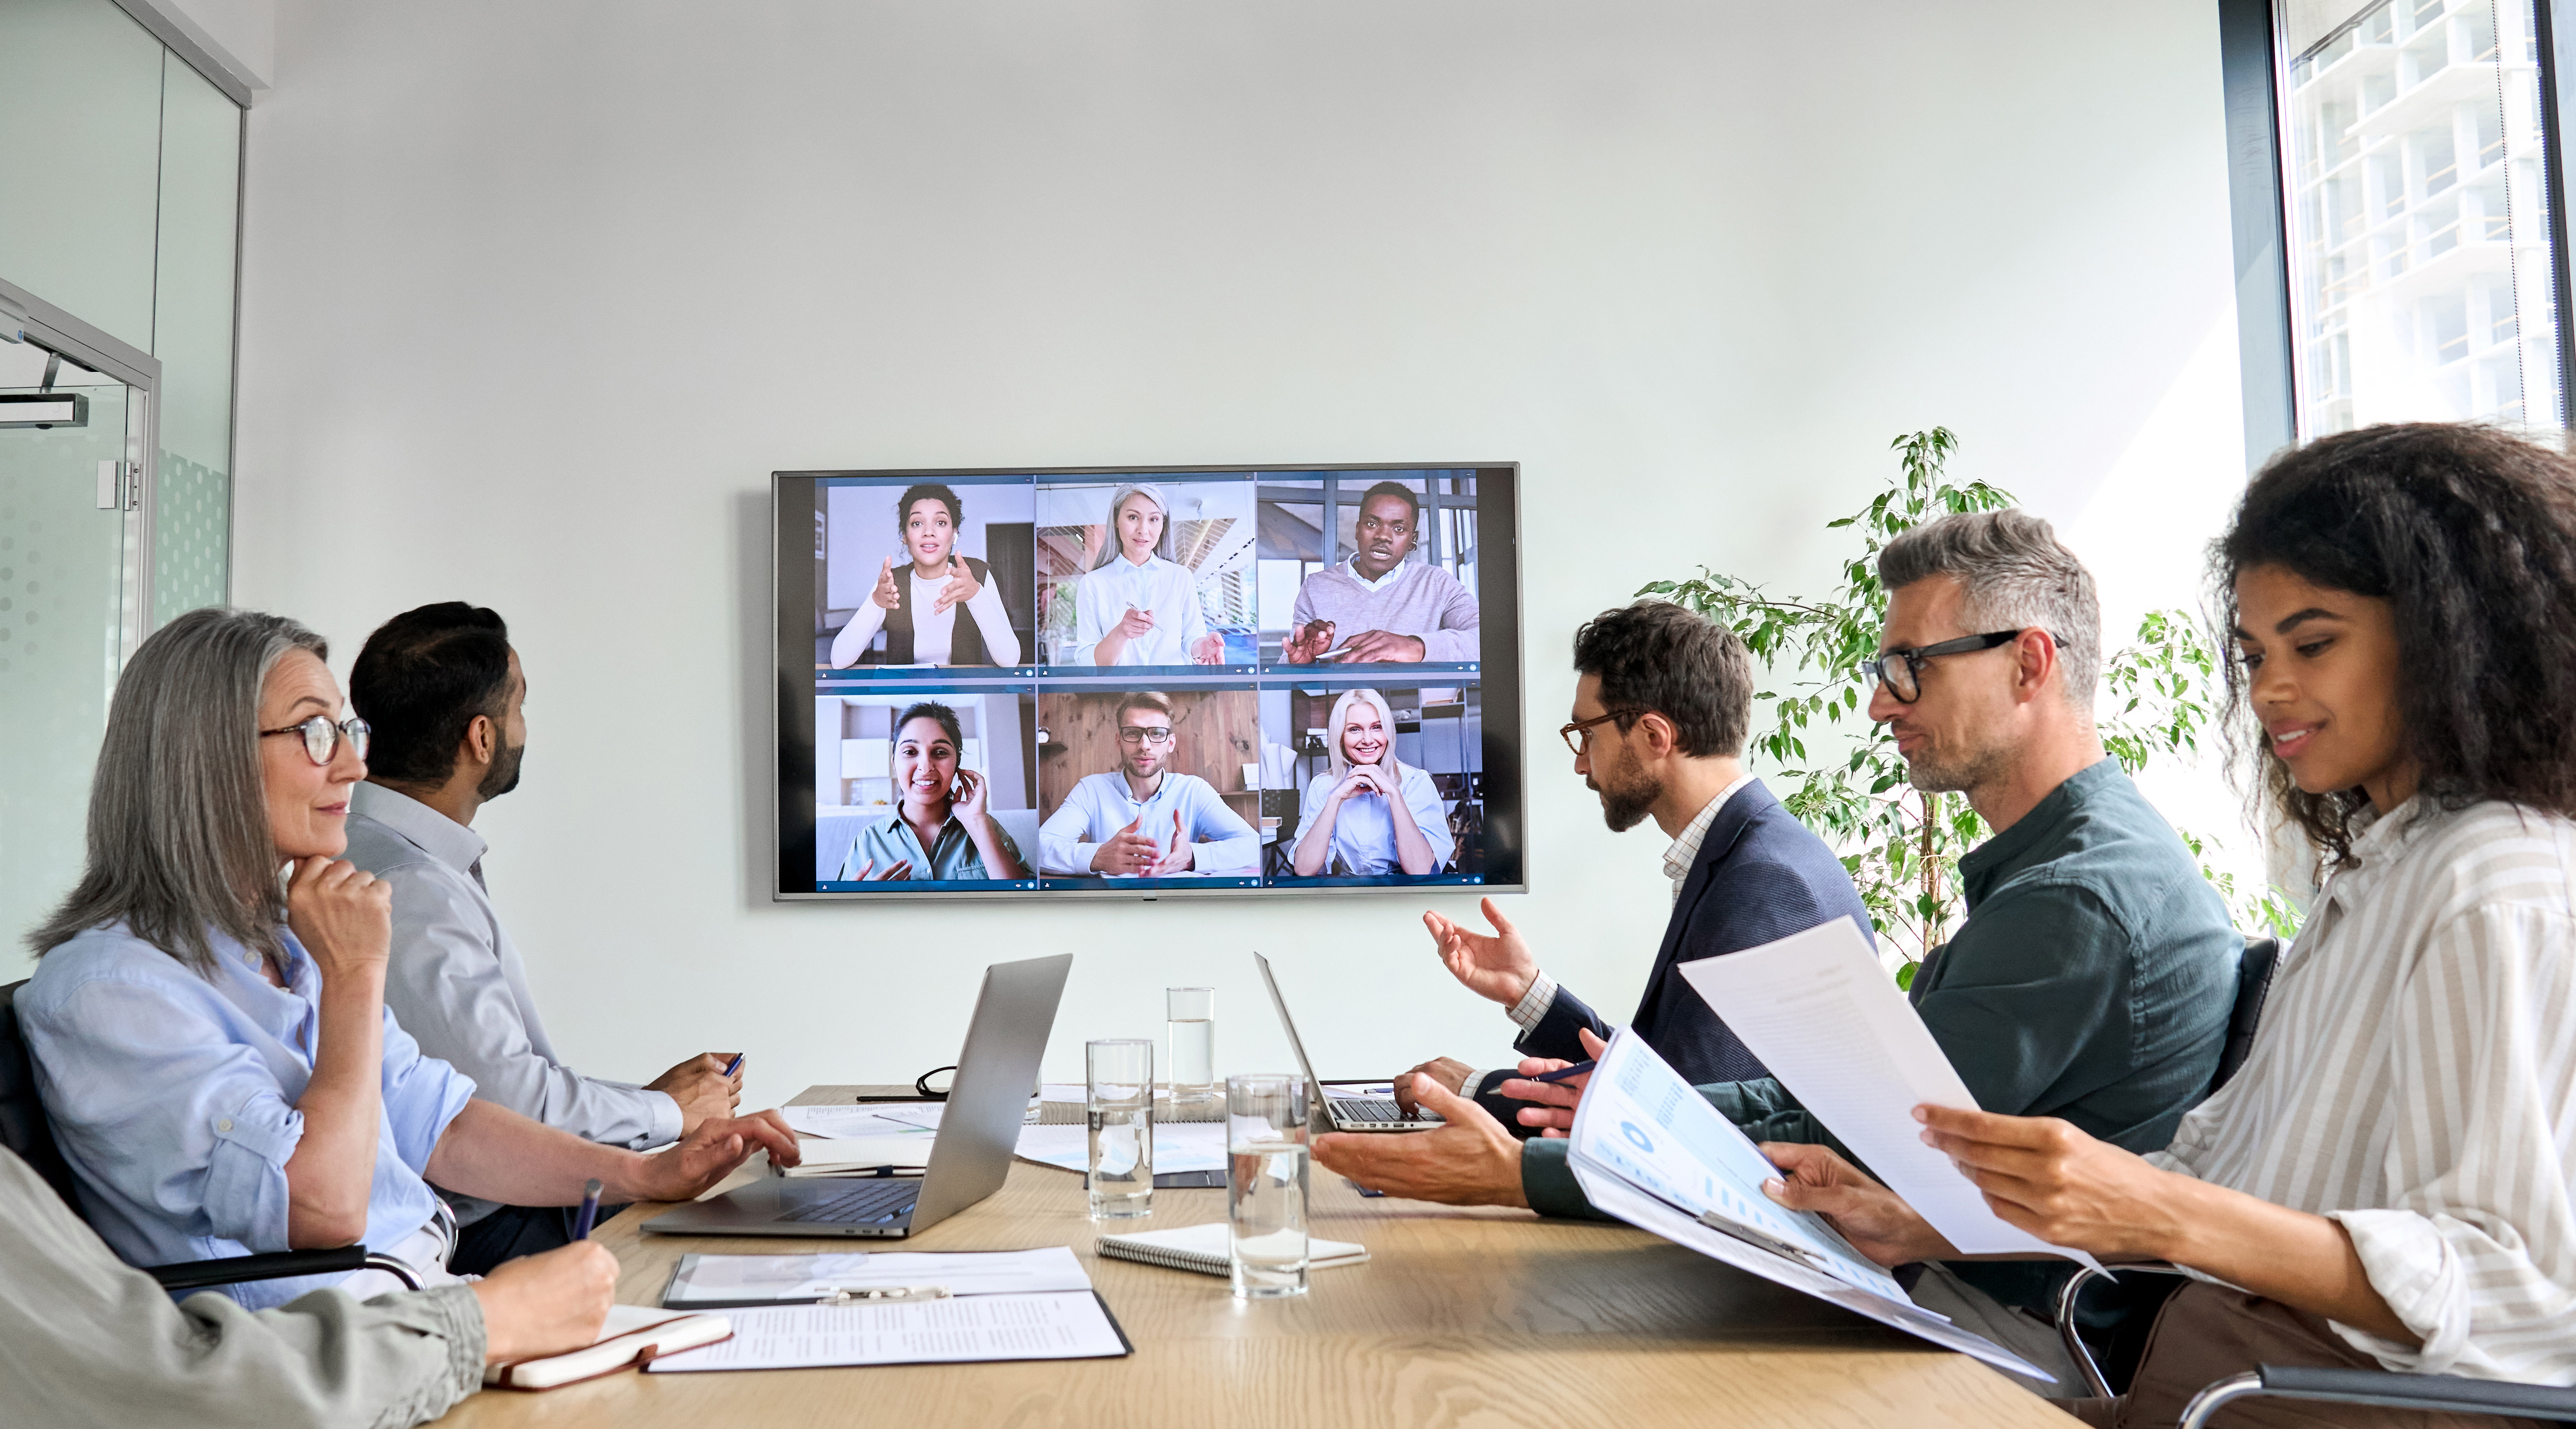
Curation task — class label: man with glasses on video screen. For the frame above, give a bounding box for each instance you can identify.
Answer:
[1038,691,1261,877]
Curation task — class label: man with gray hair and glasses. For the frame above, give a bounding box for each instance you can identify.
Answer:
[1324,511,2240,1386]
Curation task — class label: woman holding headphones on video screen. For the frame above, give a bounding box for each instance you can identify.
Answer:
[1292,687,1452,877]
[829,483,1022,669]
[1063,482,1225,667]
[839,703,1028,882]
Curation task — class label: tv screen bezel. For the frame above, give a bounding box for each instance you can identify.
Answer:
[772,462,1526,901]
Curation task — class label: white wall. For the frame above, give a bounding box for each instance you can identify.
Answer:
[233,2,2250,1111]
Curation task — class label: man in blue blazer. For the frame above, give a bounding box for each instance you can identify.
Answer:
[1389,600,1871,1125]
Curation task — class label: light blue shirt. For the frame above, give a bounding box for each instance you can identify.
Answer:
[1038,771,1260,876]
[19,921,476,1310]
[839,809,1025,881]
[1298,763,1456,876]
[1062,554,1209,667]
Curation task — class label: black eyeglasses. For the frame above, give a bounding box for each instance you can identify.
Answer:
[1860,630,2062,704]
[260,715,370,766]
[1117,726,1175,745]
[1558,709,1637,756]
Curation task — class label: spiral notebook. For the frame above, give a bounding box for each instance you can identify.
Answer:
[1094,1222,1369,1277]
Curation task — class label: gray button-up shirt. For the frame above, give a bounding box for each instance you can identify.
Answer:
[0,1145,486,1428]
[343,783,680,1224]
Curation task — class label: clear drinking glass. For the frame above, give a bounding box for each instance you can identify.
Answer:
[1225,1073,1310,1298]
[1086,1039,1154,1219]
[1167,987,1216,1107]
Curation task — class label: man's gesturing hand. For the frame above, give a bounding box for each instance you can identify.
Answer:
[627,1110,801,1203]
[1283,620,1336,664]
[1390,1056,1474,1115]
[1758,1141,1955,1269]
[1312,1078,1527,1208]
[1339,629,1426,663]
[1147,811,1194,876]
[1422,896,1540,1006]
[1090,815,1160,875]
[646,1053,742,1135]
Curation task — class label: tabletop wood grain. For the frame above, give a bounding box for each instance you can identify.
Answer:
[428,1085,2074,1428]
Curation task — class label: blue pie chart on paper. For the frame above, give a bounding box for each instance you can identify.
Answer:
[1620,1121,1655,1154]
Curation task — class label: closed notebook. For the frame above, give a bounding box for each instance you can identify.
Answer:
[1095,1222,1368,1277]
[773,1135,933,1178]
[485,1304,733,1391]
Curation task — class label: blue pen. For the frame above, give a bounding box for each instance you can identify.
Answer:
[571,1178,602,1241]
[723,1053,745,1078]
[1525,1059,1595,1085]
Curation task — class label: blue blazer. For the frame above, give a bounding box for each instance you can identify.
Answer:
[1479,779,1871,1120]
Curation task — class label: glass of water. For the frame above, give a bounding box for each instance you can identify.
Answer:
[1167,987,1215,1108]
[1086,1039,1154,1220]
[1225,1073,1309,1298]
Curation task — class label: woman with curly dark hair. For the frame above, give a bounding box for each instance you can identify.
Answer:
[1749,423,2576,1427]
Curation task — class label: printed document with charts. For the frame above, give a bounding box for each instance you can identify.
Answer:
[1566,1026,2052,1381]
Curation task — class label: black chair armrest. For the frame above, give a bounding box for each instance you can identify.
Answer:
[2180,1365,2576,1428]
[145,1245,419,1293]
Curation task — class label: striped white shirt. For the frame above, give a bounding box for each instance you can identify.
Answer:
[2147,798,2576,1382]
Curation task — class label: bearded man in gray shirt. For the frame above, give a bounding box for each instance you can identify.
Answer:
[343,602,740,1274]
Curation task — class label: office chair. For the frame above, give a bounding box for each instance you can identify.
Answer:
[2046,943,2576,1426]
[2,978,420,1293]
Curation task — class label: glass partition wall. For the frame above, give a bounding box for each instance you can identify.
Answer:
[2239,0,2576,445]
[0,0,241,949]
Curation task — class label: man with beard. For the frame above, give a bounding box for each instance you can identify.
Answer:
[343,603,742,1273]
[1385,598,1870,1117]
[1315,514,2238,1382]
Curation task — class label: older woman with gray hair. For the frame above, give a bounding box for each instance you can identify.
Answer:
[17,608,797,1318]
[1062,482,1224,666]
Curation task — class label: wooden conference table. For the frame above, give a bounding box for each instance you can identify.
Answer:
[431,1085,2070,1429]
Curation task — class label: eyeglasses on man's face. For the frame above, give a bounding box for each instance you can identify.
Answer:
[1558,709,1637,756]
[260,715,370,766]
[1117,725,1175,746]
[1860,629,2062,704]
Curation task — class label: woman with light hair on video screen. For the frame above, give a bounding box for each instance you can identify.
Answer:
[1063,482,1224,667]
[1291,688,1453,877]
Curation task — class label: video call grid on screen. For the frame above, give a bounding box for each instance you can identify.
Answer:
[778,465,1523,900]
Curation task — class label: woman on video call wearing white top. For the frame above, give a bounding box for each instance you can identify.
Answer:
[1293,687,1452,877]
[829,483,1022,668]
[1063,482,1224,667]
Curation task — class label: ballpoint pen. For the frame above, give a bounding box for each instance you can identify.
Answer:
[723,1052,745,1078]
[1524,1060,1595,1085]
[571,1178,602,1241]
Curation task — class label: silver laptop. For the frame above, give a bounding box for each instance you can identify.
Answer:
[645,953,1071,1239]
[1253,951,1441,1134]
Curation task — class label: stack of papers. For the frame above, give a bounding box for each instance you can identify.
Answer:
[1566,1025,2052,1381]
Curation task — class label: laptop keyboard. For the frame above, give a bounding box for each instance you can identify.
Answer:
[1331,1098,1419,1123]
[778,1180,921,1225]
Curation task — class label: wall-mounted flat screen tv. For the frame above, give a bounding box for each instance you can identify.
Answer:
[772,465,1525,900]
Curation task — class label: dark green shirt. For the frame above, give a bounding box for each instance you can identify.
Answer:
[1522,758,2241,1278]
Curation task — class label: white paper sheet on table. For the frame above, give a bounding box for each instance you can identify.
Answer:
[783,1104,945,1139]
[663,1246,1092,1303]
[643,1290,1128,1371]
[1675,918,2101,1266]
[1011,1121,1228,1174]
